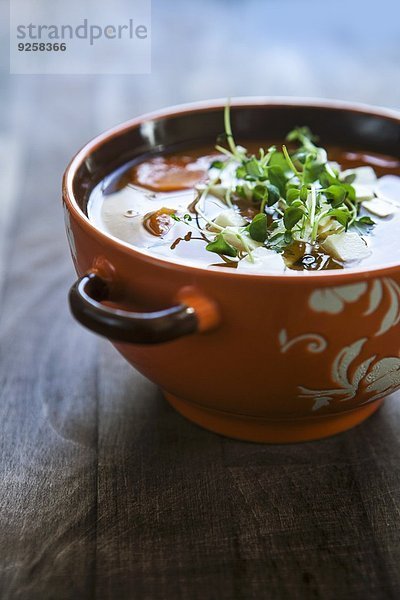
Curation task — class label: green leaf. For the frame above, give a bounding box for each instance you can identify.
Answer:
[210,160,224,169]
[286,188,300,204]
[267,165,287,197]
[265,231,287,252]
[319,170,339,187]
[235,182,253,201]
[236,165,246,179]
[283,206,304,230]
[342,172,356,184]
[253,184,268,203]
[326,208,351,229]
[300,185,309,202]
[248,213,268,242]
[290,199,304,209]
[244,157,264,178]
[235,184,246,199]
[206,234,238,257]
[268,151,290,173]
[302,150,326,184]
[351,216,376,235]
[341,183,356,202]
[266,183,280,206]
[284,230,293,244]
[325,185,347,207]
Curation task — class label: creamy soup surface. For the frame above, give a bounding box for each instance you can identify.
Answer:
[88,142,400,273]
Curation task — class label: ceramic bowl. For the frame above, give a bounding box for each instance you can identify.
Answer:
[63,98,400,443]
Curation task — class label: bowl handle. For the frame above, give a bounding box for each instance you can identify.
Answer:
[69,272,218,344]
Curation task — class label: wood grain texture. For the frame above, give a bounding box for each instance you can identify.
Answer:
[1,1,400,598]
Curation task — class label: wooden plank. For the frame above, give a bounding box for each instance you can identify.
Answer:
[93,378,400,599]
[0,77,99,599]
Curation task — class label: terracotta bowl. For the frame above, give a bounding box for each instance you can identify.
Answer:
[63,98,400,443]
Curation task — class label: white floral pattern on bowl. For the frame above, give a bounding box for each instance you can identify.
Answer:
[309,283,367,314]
[309,277,400,335]
[298,338,400,411]
[364,278,400,336]
[280,277,400,412]
[279,329,327,354]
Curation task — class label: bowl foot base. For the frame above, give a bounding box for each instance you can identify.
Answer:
[164,393,384,443]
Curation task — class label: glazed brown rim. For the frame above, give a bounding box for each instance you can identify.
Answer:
[63,96,400,283]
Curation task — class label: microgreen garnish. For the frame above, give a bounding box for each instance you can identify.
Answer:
[206,234,238,257]
[248,213,268,242]
[283,205,305,231]
[167,102,380,268]
[351,215,376,235]
[210,160,225,170]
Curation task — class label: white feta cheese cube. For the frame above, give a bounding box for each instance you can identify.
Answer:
[214,209,246,228]
[206,184,228,201]
[322,232,371,262]
[237,247,285,273]
[341,166,377,201]
[342,166,377,184]
[353,184,376,201]
[222,227,261,252]
[362,197,395,218]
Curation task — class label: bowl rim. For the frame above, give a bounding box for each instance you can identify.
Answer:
[63,96,400,283]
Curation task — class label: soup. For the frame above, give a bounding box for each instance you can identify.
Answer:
[88,110,400,273]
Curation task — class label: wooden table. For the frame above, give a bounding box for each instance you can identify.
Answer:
[1,1,400,597]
